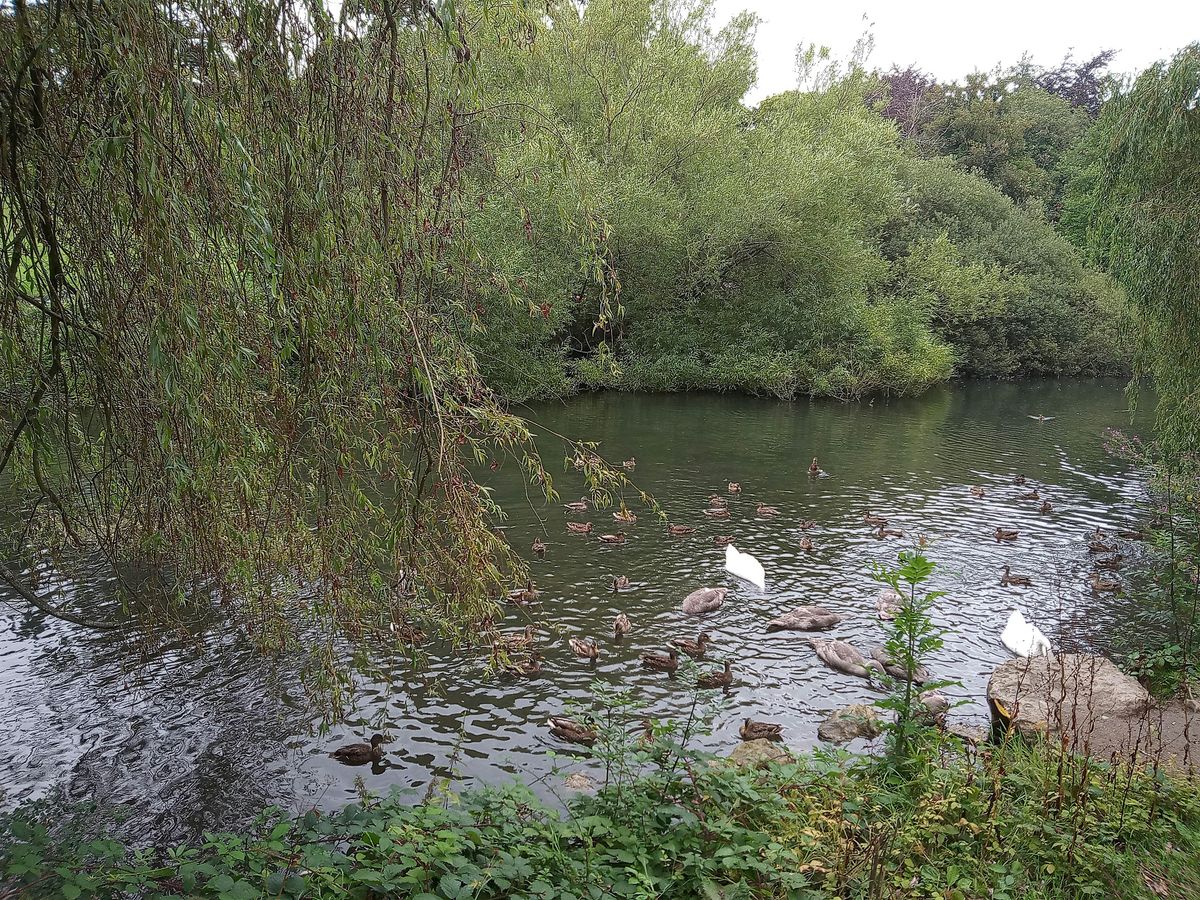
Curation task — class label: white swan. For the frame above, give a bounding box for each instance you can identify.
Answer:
[725,544,765,590]
[1001,609,1051,657]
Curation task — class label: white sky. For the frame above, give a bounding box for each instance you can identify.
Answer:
[711,0,1200,102]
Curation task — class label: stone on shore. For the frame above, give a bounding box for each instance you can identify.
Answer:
[817,704,883,744]
[728,738,794,768]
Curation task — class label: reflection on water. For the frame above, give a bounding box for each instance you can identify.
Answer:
[0,379,1159,842]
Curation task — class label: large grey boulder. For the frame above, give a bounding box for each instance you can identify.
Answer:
[817,704,883,743]
[728,738,794,768]
[987,653,1149,740]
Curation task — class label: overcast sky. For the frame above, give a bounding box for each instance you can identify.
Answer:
[711,1,1200,102]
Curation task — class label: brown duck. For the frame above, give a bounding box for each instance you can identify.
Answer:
[566,521,593,534]
[755,502,780,518]
[613,613,632,637]
[704,507,731,519]
[697,660,734,689]
[863,511,889,526]
[1000,565,1032,587]
[531,538,546,557]
[613,508,637,524]
[671,632,715,659]
[612,575,630,591]
[330,734,386,764]
[668,524,696,536]
[569,637,600,660]
[728,481,742,493]
[641,648,680,673]
[994,527,1019,542]
[739,718,783,741]
[547,716,597,746]
[564,497,589,512]
[598,532,627,544]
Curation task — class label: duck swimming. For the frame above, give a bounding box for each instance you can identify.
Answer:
[696,660,733,689]
[672,631,715,658]
[566,521,593,534]
[970,485,986,499]
[739,718,783,741]
[612,575,630,591]
[622,457,636,470]
[507,582,540,605]
[569,637,600,660]
[755,502,780,518]
[863,511,888,526]
[681,587,729,615]
[1090,572,1121,593]
[598,532,627,544]
[668,524,696,536]
[532,538,546,556]
[709,495,728,508]
[875,525,904,539]
[564,497,589,512]
[547,716,597,746]
[765,605,843,632]
[799,535,815,552]
[613,508,637,524]
[1039,499,1053,514]
[1018,489,1040,501]
[493,624,536,651]
[808,457,821,476]
[613,613,632,637]
[1000,565,1032,587]
[727,481,742,493]
[994,527,1019,542]
[704,507,731,519]
[712,534,734,546]
[330,734,386,764]
[641,648,679,673]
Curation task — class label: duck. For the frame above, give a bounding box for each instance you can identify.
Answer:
[798,520,816,530]
[547,716,597,746]
[918,691,951,724]
[1088,539,1118,554]
[569,637,600,660]
[739,718,783,741]
[612,575,630,591]
[870,646,930,683]
[970,485,986,499]
[668,524,696,536]
[799,536,815,553]
[727,481,742,493]
[1090,572,1121,593]
[1000,565,1032,587]
[681,586,729,615]
[566,521,593,534]
[598,532,626,545]
[863,511,888,526]
[392,622,426,645]
[994,527,1019,542]
[1018,489,1040,501]
[531,538,546,557]
[704,507,731,519]
[613,508,637,524]
[671,631,715,658]
[709,495,728,508]
[1093,554,1124,571]
[765,605,843,632]
[613,613,632,637]
[1000,610,1051,657]
[507,582,540,605]
[1117,528,1149,541]
[1013,475,1027,486]
[712,534,734,546]
[564,497,590,512]
[1039,500,1053,514]
[493,624,536,651]
[755,502,780,518]
[876,588,903,620]
[875,525,904,539]
[808,457,821,476]
[641,648,679,673]
[1027,414,1057,422]
[330,734,386,763]
[1089,526,1107,539]
[810,639,882,680]
[697,660,734,689]
[725,544,765,589]
[622,457,636,470]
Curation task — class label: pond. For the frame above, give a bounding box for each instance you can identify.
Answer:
[0,378,1159,842]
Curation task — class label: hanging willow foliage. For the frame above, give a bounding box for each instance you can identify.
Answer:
[0,0,631,680]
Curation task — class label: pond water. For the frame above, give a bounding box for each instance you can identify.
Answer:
[0,379,1160,842]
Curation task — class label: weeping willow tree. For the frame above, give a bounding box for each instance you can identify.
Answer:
[1065,44,1200,460]
[0,0,627,689]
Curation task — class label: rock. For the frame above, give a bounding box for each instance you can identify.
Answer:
[946,722,991,745]
[563,772,596,791]
[987,653,1150,741]
[817,704,883,743]
[727,738,794,768]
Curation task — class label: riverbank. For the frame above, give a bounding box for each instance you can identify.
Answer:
[4,733,1198,899]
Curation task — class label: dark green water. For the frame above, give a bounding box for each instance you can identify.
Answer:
[0,379,1158,841]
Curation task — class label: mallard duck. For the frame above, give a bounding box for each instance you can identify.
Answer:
[598,532,627,544]
[739,718,783,741]
[727,481,742,493]
[393,622,426,645]
[566,521,593,534]
[1039,499,1053,514]
[765,605,843,632]
[970,485,986,499]
[704,507,731,519]
[1000,565,1032,587]
[799,535,815,552]
[875,525,904,539]
[1093,554,1124,571]
[500,656,543,678]
[613,508,637,524]
[532,538,547,556]
[870,646,930,683]
[507,582,540,605]
[1089,525,1107,539]
[668,524,695,536]
[612,575,630,591]
[799,520,817,531]
[1117,528,1149,541]
[1013,475,1027,486]
[641,648,679,673]
[613,613,631,637]
[494,623,536,651]
[863,511,888,526]
[547,716,597,746]
[712,534,734,546]
[755,502,780,518]
[564,497,589,512]
[808,457,821,476]
[671,631,714,658]
[697,660,734,689]
[622,457,636,470]
[876,588,903,620]
[330,734,386,763]
[1090,572,1121,593]
[810,639,882,680]
[709,495,728,509]
[1018,489,1040,501]
[1088,539,1117,554]
[994,527,1019,542]
[681,586,728,615]
[569,637,600,660]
